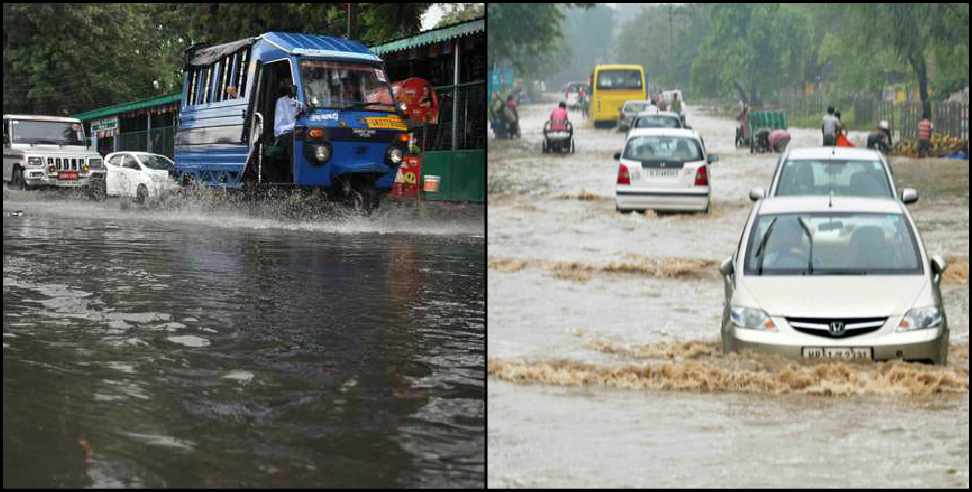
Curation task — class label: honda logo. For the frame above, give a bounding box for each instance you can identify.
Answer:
[828,321,845,336]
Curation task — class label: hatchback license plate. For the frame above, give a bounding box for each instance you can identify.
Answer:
[58,171,78,180]
[647,169,678,178]
[802,347,872,361]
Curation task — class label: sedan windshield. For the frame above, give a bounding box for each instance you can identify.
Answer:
[11,120,85,145]
[635,115,681,129]
[300,60,396,112]
[776,159,892,198]
[744,212,922,275]
[139,154,175,171]
[623,135,702,162]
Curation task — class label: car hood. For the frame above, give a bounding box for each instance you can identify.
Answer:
[739,275,927,318]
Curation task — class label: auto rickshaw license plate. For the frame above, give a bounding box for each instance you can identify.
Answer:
[365,117,407,131]
[58,171,78,180]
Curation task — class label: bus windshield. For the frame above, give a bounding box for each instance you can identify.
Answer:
[300,60,396,112]
[10,120,85,145]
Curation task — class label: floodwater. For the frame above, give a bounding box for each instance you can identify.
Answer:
[488,100,969,488]
[3,191,485,488]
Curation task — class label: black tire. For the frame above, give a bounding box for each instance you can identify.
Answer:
[135,184,148,205]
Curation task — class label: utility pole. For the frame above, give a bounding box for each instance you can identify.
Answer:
[346,3,352,39]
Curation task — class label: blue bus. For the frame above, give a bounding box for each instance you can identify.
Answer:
[175,32,409,211]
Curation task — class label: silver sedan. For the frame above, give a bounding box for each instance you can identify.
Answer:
[720,196,950,365]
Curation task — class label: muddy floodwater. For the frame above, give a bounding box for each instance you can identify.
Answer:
[488,100,969,488]
[3,192,484,488]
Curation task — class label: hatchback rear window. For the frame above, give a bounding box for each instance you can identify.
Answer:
[623,136,702,162]
[776,160,892,198]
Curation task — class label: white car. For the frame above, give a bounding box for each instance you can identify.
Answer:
[750,147,918,205]
[615,128,716,213]
[617,99,654,132]
[104,151,181,203]
[720,196,949,365]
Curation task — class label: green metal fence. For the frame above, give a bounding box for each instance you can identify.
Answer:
[420,149,485,203]
[116,126,176,157]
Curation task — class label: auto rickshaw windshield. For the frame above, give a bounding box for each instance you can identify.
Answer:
[300,60,396,112]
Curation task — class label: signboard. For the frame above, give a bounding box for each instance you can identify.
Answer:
[91,117,119,137]
[391,77,439,126]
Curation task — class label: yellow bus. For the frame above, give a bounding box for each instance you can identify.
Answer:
[590,64,646,128]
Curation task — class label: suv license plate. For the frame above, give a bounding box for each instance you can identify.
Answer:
[58,171,78,181]
[801,347,872,361]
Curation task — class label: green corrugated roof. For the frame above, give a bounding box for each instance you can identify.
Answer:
[74,92,181,121]
[371,18,483,55]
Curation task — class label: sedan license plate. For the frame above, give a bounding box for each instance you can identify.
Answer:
[646,169,679,178]
[801,347,872,361]
[58,171,78,181]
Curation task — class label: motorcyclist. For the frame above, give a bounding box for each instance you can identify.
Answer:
[866,120,892,153]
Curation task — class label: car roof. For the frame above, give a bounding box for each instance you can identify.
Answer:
[634,111,680,118]
[756,196,905,215]
[623,99,653,106]
[784,146,884,161]
[626,127,698,139]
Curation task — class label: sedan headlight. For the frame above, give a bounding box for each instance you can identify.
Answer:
[730,306,777,331]
[27,156,44,167]
[897,306,943,332]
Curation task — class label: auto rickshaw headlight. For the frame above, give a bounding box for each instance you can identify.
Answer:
[386,146,404,165]
[313,143,331,163]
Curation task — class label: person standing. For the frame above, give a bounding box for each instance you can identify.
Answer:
[821,106,839,146]
[917,112,933,158]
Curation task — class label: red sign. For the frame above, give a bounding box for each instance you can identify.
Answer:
[391,78,439,126]
[58,171,78,181]
[391,153,422,200]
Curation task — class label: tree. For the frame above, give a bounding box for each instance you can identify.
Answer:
[487,3,594,80]
[436,3,484,28]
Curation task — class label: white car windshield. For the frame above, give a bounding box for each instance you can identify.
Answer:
[301,60,396,112]
[776,159,893,198]
[744,212,922,275]
[623,136,702,162]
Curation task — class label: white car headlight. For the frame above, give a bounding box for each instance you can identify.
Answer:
[897,306,943,331]
[730,306,777,331]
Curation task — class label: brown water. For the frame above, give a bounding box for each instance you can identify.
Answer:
[3,191,485,488]
[488,100,969,488]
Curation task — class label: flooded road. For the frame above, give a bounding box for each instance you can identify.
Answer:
[3,192,485,488]
[488,100,969,488]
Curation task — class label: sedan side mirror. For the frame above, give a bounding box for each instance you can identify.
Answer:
[749,187,765,202]
[613,152,622,160]
[707,154,719,164]
[901,188,919,204]
[931,255,948,283]
[719,257,734,276]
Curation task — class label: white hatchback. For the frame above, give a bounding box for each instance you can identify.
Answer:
[615,128,716,213]
[104,152,181,203]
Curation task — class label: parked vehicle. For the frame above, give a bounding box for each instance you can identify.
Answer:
[615,128,716,214]
[3,114,104,191]
[719,196,950,365]
[749,147,918,205]
[103,152,180,203]
[617,100,654,132]
[175,32,409,213]
[590,64,646,128]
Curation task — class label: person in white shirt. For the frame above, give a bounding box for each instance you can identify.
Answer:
[273,81,297,180]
